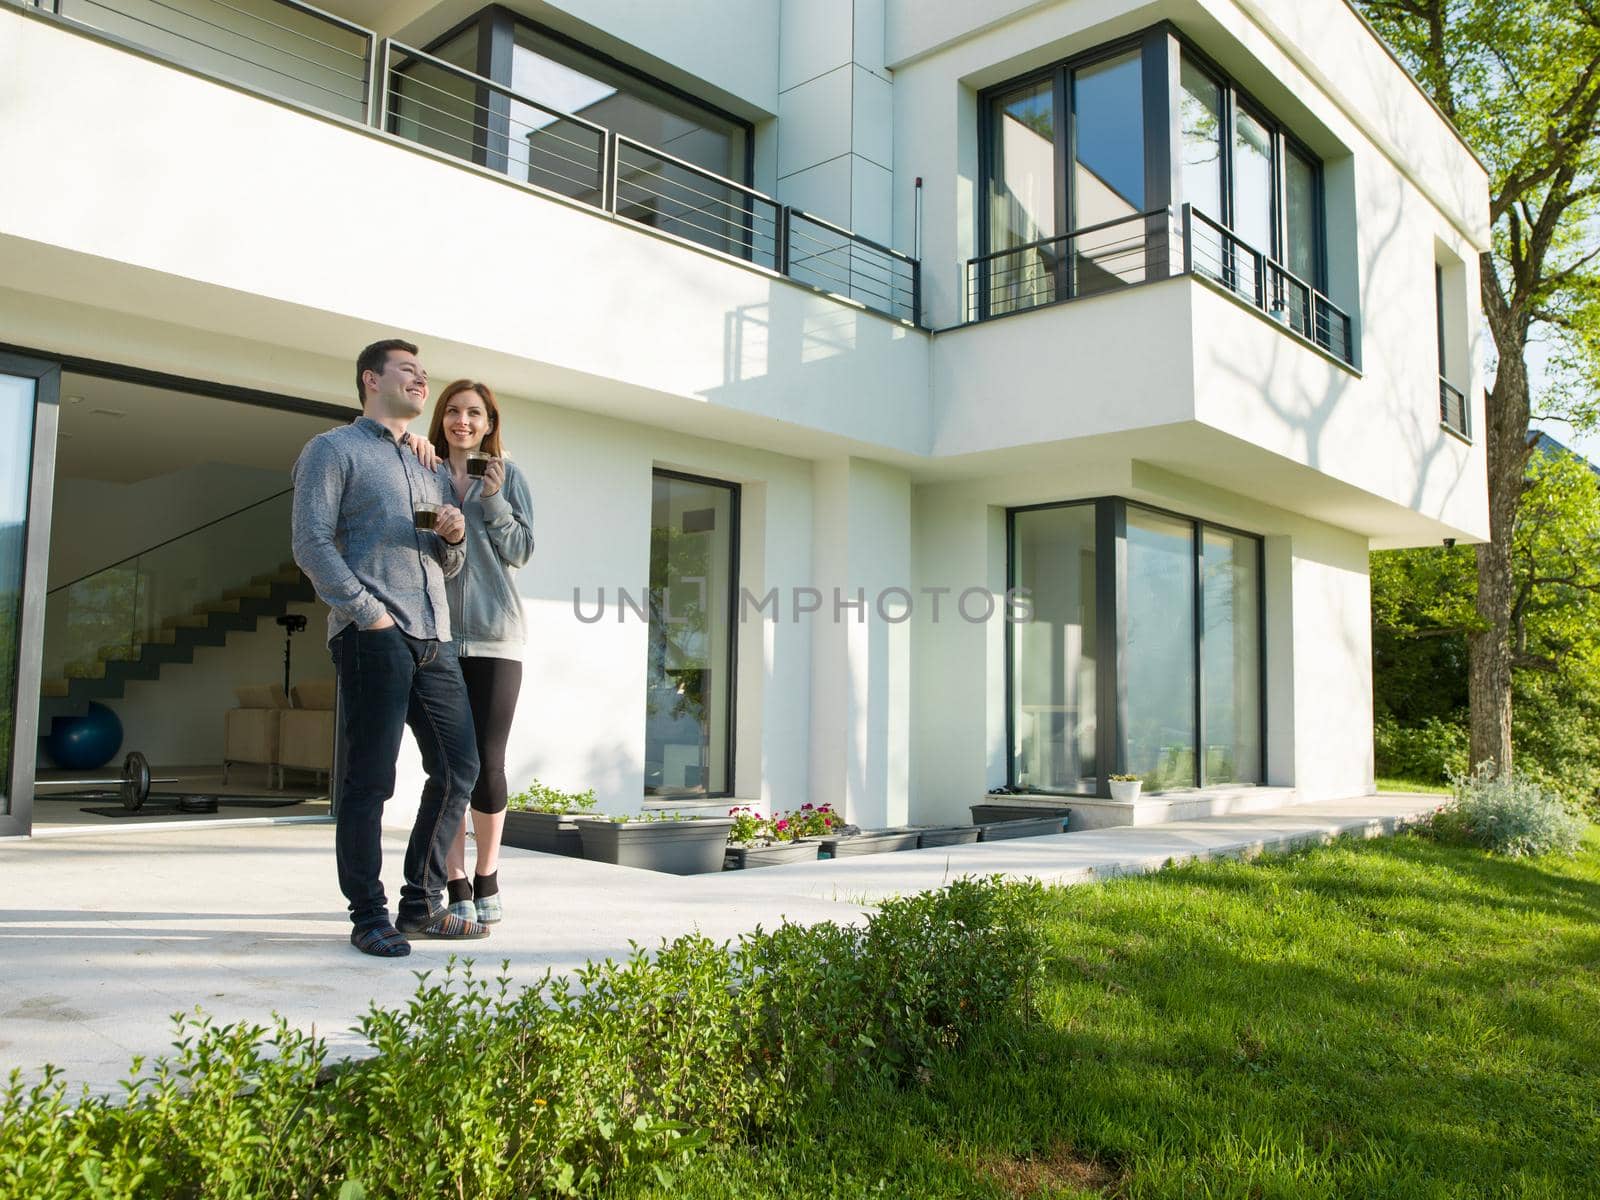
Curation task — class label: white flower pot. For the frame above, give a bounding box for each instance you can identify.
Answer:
[1109,779,1143,803]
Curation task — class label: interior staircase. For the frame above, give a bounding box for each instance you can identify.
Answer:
[39,560,314,726]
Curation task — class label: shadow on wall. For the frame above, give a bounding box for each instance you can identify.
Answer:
[1205,178,1474,525]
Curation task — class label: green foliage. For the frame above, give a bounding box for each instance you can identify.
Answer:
[1430,763,1586,856]
[0,880,1044,1200]
[1373,712,1470,783]
[505,780,598,814]
[1372,449,1600,804]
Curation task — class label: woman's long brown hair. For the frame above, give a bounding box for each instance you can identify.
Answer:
[428,380,504,459]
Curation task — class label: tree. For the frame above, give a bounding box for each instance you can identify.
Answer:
[1356,1,1600,770]
[1372,447,1600,800]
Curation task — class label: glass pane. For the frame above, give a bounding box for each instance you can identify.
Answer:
[987,77,1058,315]
[0,375,39,814]
[645,475,735,796]
[1123,507,1196,791]
[513,28,745,183]
[1179,57,1224,219]
[389,32,481,165]
[1232,108,1275,256]
[1201,529,1262,785]
[1011,506,1098,794]
[1284,148,1318,284]
[1072,51,1145,293]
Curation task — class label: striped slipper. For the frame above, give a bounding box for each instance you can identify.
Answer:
[350,923,412,957]
[447,898,476,923]
[474,893,503,925]
[396,909,490,940]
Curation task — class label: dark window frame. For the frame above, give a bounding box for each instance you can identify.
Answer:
[1004,495,1268,797]
[980,23,1328,293]
[420,4,756,187]
[646,466,741,802]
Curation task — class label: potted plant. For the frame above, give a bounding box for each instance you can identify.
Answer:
[501,780,599,856]
[722,806,822,870]
[575,810,735,874]
[1108,773,1144,803]
[817,819,923,858]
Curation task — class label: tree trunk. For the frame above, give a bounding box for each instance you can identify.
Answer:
[1469,268,1530,773]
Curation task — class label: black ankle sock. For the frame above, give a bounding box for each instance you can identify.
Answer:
[472,871,499,899]
[447,877,473,904]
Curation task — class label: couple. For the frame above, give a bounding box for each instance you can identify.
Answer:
[291,339,534,957]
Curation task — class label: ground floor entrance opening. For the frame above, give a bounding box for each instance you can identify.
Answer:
[1,349,353,837]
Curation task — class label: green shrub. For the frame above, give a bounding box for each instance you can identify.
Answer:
[506,780,597,814]
[0,879,1045,1200]
[1374,713,1471,783]
[1429,763,1586,857]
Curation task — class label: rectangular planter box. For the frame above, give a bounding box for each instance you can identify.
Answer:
[576,816,734,874]
[915,825,981,848]
[502,810,585,857]
[723,840,822,870]
[977,814,1070,841]
[970,801,1074,825]
[818,828,922,859]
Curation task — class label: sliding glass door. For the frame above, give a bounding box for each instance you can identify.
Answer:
[1007,498,1264,796]
[0,354,61,837]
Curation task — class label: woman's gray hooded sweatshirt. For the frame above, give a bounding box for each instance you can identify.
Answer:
[447,459,534,660]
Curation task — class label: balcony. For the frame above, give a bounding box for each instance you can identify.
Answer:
[13,0,919,326]
[962,206,1357,369]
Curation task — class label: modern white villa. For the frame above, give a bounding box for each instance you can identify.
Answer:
[0,0,1488,840]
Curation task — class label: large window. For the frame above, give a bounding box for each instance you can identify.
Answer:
[1007,498,1264,795]
[645,471,737,798]
[1011,504,1099,793]
[979,28,1327,315]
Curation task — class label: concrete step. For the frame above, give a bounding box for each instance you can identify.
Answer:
[222,585,271,601]
[976,786,1301,832]
[162,613,210,630]
[40,678,70,698]
[63,659,108,680]
[96,643,144,663]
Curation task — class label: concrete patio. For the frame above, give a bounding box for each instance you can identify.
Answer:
[0,793,1443,1094]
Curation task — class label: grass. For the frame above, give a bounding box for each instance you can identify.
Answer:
[612,828,1600,1199]
[1377,775,1453,795]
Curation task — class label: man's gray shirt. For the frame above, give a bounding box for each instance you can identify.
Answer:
[291,416,465,644]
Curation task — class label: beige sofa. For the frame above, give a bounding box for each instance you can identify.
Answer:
[223,683,289,786]
[279,679,336,788]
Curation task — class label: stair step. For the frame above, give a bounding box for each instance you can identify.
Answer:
[96,643,144,663]
[64,660,108,680]
[40,679,70,698]
[251,569,303,587]
[162,613,210,630]
[223,585,271,601]
[196,599,242,614]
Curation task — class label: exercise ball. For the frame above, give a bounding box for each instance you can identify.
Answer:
[46,702,124,771]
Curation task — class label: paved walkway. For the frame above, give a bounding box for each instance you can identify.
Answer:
[0,794,1440,1093]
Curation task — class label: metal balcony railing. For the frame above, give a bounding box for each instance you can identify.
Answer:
[19,0,921,326]
[1439,377,1469,437]
[964,205,1359,368]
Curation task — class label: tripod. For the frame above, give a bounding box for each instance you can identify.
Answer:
[276,613,308,702]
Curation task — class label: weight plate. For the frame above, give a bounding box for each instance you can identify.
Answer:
[121,751,151,812]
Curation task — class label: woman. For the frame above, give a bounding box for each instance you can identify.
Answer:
[415,379,534,924]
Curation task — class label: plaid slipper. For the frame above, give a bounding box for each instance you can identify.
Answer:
[475,893,503,925]
[396,909,490,939]
[350,923,412,957]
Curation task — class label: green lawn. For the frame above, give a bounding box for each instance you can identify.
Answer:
[1377,776,1454,795]
[615,829,1600,1199]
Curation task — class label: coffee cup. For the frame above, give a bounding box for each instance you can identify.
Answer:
[413,502,441,530]
[467,452,493,478]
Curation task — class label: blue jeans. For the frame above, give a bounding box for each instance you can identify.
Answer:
[330,625,480,927]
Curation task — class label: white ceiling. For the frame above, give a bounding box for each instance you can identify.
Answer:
[55,373,344,484]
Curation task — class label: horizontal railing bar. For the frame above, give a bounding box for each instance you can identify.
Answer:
[612,162,778,228]
[186,0,367,59]
[787,260,898,305]
[613,190,777,246]
[63,0,364,100]
[614,132,768,207]
[614,204,776,260]
[970,209,1169,265]
[787,207,918,265]
[389,71,605,161]
[387,39,608,138]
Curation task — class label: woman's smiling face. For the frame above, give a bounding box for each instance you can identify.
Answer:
[443,389,490,452]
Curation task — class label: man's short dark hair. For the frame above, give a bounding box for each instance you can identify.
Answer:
[355,339,419,404]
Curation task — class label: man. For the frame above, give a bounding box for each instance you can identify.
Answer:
[292,338,488,956]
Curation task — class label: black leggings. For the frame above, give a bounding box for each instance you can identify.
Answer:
[459,656,522,815]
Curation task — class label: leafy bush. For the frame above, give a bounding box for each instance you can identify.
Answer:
[0,879,1045,1200]
[1429,763,1586,857]
[1374,713,1471,784]
[506,779,597,814]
